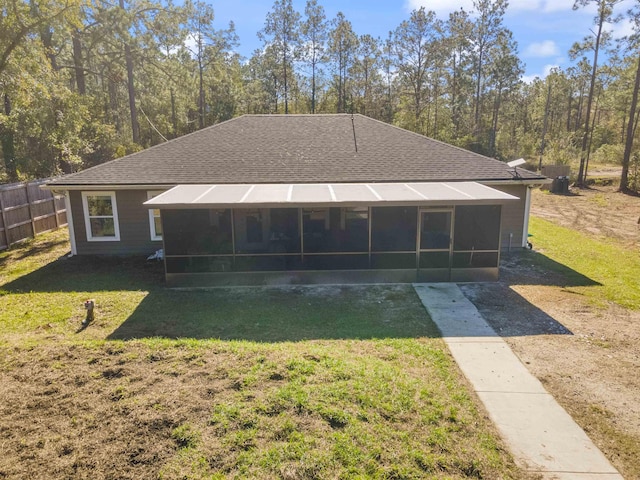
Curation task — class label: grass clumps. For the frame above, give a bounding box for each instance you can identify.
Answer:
[0,230,527,479]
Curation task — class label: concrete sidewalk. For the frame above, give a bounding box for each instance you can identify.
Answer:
[413,283,623,480]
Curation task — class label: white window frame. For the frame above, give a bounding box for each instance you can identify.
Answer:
[147,191,164,241]
[81,191,121,242]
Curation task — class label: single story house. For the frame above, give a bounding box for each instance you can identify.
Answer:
[46,114,547,286]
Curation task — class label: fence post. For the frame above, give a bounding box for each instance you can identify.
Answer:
[24,182,37,238]
[0,190,9,247]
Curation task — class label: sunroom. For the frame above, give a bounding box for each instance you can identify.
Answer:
[145,182,518,286]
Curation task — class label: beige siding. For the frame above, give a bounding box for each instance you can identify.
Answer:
[490,184,529,250]
[71,190,163,255]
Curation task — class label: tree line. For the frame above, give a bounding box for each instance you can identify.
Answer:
[1,0,639,192]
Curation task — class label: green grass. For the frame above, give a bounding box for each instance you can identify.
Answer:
[0,229,526,479]
[529,216,640,309]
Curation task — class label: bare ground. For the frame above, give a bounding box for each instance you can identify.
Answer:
[461,185,640,480]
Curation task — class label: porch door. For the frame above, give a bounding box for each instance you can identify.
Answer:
[418,209,453,281]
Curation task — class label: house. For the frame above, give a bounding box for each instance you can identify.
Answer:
[46,114,547,286]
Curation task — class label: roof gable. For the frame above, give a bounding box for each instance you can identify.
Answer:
[48,114,544,186]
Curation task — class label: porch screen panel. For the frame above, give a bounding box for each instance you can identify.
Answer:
[370,207,418,270]
[163,209,232,255]
[371,207,417,251]
[300,207,368,270]
[302,207,368,253]
[453,205,501,268]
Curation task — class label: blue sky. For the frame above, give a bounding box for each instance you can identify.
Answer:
[210,0,634,82]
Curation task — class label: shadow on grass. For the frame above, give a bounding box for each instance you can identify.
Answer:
[2,249,596,341]
[106,285,442,341]
[1,254,165,293]
[499,249,601,288]
[0,237,70,266]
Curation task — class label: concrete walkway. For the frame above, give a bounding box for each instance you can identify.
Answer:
[413,283,623,480]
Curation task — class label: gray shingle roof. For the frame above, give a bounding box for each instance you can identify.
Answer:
[48,114,545,186]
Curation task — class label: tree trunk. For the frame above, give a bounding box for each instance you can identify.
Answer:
[40,25,58,71]
[566,92,572,132]
[72,34,86,94]
[620,54,640,192]
[108,74,121,134]
[474,46,484,136]
[171,88,177,138]
[198,59,205,129]
[283,51,289,114]
[124,41,139,143]
[311,60,316,114]
[575,84,585,132]
[1,94,18,182]
[539,79,552,170]
[577,4,606,186]
[490,87,502,157]
[119,0,139,143]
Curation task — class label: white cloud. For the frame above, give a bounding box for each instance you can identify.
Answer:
[541,0,575,13]
[508,0,543,12]
[525,40,560,58]
[406,0,545,15]
[521,63,560,83]
[405,0,474,15]
[608,17,635,39]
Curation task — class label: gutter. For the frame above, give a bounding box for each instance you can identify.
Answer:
[41,184,177,191]
[481,178,551,186]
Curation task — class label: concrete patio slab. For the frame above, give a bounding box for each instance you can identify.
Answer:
[413,283,623,480]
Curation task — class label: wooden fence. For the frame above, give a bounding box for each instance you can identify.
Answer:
[0,179,67,250]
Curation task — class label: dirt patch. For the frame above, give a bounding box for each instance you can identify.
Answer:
[461,186,640,479]
[530,185,640,249]
[0,340,526,480]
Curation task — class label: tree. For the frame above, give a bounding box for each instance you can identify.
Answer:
[351,34,382,116]
[620,5,640,192]
[327,12,358,113]
[445,8,474,140]
[392,7,442,134]
[470,0,508,141]
[572,0,621,185]
[258,0,300,114]
[300,0,327,114]
[185,0,237,129]
[0,0,82,180]
[486,30,522,156]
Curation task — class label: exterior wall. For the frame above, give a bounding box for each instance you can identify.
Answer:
[67,183,531,260]
[70,189,162,255]
[489,184,529,250]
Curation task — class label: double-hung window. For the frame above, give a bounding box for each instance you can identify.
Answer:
[147,191,163,241]
[82,192,120,241]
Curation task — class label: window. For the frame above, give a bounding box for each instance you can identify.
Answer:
[81,192,120,241]
[147,191,164,241]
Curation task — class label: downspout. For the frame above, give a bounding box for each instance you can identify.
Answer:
[521,185,532,248]
[64,190,77,256]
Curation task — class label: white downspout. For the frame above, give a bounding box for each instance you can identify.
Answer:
[64,191,77,256]
[522,185,532,248]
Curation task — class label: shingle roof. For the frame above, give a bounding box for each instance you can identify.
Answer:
[48,114,545,186]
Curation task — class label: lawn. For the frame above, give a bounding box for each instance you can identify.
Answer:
[528,215,640,310]
[0,230,526,479]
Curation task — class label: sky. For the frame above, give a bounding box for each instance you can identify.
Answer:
[208,0,635,83]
